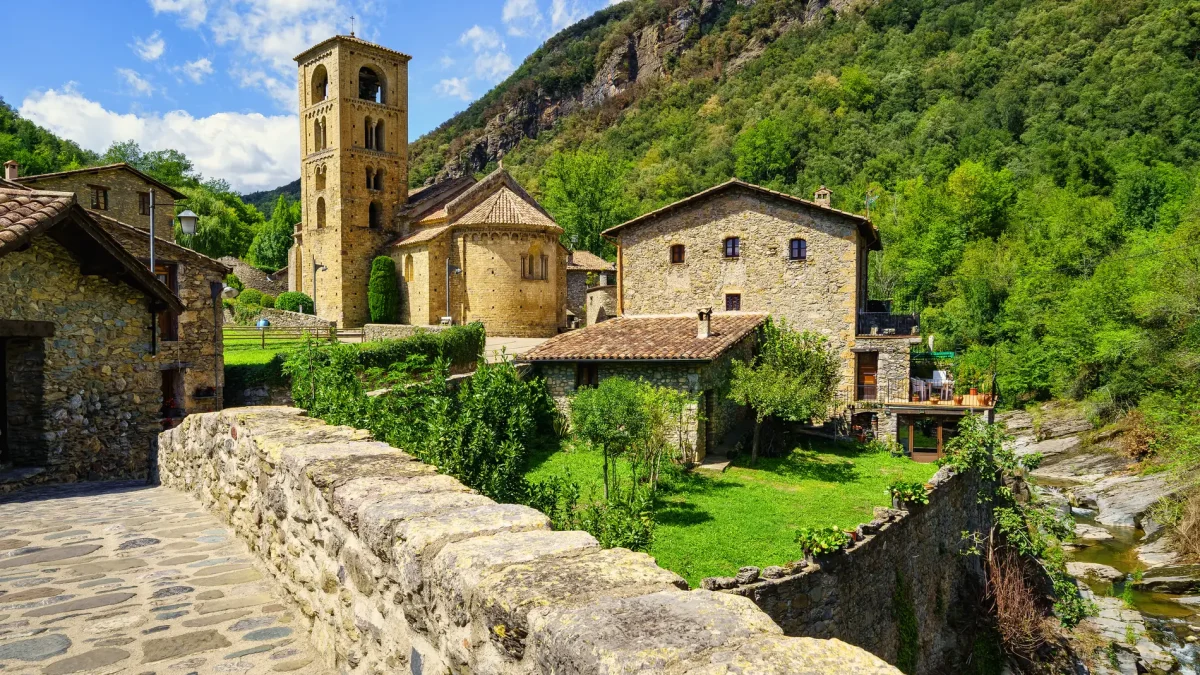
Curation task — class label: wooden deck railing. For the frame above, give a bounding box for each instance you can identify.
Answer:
[857,312,920,336]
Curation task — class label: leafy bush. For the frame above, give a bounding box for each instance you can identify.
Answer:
[237,288,264,307]
[368,256,401,324]
[261,294,276,309]
[276,292,314,314]
[224,353,287,401]
[224,273,244,292]
[233,303,263,326]
[794,525,851,557]
[356,322,486,372]
[888,480,931,506]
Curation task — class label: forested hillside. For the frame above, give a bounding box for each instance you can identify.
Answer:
[410,0,1200,463]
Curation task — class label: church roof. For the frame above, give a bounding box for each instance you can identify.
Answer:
[454,186,559,229]
[390,224,451,247]
[567,249,615,272]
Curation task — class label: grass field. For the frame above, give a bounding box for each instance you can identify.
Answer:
[525,438,938,587]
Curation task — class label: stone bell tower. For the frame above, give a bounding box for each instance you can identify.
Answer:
[289,35,410,327]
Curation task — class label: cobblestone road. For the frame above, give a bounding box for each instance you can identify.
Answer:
[0,481,326,674]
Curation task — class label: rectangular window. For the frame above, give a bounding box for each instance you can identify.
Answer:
[139,192,151,216]
[725,293,741,311]
[89,185,109,210]
[789,238,807,260]
[724,237,740,258]
[670,244,685,264]
[155,263,179,341]
[575,363,599,389]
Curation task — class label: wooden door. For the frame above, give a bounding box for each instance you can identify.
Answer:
[856,352,878,400]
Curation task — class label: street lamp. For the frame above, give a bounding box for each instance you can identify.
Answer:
[177,210,199,236]
[221,286,240,301]
[312,258,327,316]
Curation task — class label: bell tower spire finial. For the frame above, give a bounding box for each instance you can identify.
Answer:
[350,15,355,36]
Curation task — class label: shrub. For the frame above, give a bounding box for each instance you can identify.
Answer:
[234,303,263,325]
[225,273,244,292]
[261,294,276,309]
[794,525,851,556]
[276,291,314,314]
[224,353,287,403]
[368,256,401,324]
[355,322,485,372]
[888,480,931,506]
[237,288,264,307]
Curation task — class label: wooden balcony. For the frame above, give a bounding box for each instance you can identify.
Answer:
[843,375,995,410]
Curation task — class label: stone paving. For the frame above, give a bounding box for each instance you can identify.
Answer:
[0,481,327,675]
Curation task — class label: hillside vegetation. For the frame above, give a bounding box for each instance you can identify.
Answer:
[411,0,1200,468]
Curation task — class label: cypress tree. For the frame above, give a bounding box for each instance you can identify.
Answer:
[368,256,400,324]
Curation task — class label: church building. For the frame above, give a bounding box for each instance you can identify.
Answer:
[287,35,568,336]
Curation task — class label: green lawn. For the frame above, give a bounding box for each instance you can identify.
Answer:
[525,439,938,587]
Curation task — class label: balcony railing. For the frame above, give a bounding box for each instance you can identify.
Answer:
[840,374,995,410]
[857,312,920,337]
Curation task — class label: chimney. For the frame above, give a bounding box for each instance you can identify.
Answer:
[3,161,18,181]
[814,185,832,208]
[697,307,713,339]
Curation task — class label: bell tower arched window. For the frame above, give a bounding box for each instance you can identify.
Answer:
[311,64,328,104]
[314,165,326,191]
[358,66,383,103]
[364,116,373,149]
[368,201,382,229]
[373,168,384,191]
[316,197,326,229]
[374,120,385,151]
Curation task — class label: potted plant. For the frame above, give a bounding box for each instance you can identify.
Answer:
[795,526,851,567]
[954,394,964,405]
[912,393,921,402]
[930,393,941,404]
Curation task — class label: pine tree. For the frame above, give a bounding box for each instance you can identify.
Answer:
[368,256,400,324]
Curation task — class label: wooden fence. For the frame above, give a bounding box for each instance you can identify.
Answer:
[223,326,365,350]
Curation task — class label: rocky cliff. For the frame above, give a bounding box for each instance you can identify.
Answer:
[408,0,866,185]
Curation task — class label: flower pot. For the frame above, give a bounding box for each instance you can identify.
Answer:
[911,394,921,402]
[969,387,978,396]
[930,395,940,404]
[954,395,964,405]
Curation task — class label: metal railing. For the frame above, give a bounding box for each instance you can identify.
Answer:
[857,312,920,336]
[837,374,995,410]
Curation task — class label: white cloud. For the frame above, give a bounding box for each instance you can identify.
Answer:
[439,55,456,69]
[551,0,586,31]
[502,0,542,36]
[474,52,514,82]
[149,0,208,26]
[133,31,166,61]
[20,85,297,192]
[233,68,296,108]
[435,78,473,101]
[117,69,156,97]
[459,25,502,53]
[178,57,215,83]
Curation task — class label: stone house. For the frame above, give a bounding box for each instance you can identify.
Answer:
[0,186,183,489]
[599,179,990,455]
[524,312,766,460]
[286,35,569,335]
[6,161,185,240]
[565,249,615,325]
[91,212,231,418]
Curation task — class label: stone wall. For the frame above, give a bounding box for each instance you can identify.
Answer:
[157,407,899,674]
[708,467,990,675]
[0,236,161,485]
[566,270,589,321]
[22,168,177,241]
[259,308,336,329]
[101,221,229,415]
[363,323,448,341]
[219,257,289,295]
[851,336,919,439]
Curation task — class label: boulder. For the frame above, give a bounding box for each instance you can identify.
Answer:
[1075,523,1115,542]
[1136,533,1181,569]
[1075,472,1177,528]
[1067,562,1124,583]
[1133,565,1200,594]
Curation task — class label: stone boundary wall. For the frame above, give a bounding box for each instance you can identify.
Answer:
[707,467,990,675]
[362,323,449,341]
[259,308,336,329]
[157,407,899,675]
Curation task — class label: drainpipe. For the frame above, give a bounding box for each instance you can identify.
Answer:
[444,257,462,324]
[210,282,223,409]
[312,257,327,316]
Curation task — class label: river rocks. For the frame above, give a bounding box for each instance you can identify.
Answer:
[1079,589,1175,674]
[1133,565,1200,594]
[1075,523,1115,542]
[1076,472,1177,528]
[1067,562,1123,582]
[0,633,71,661]
[1136,534,1181,569]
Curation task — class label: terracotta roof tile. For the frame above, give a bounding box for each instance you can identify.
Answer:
[567,249,615,271]
[454,186,558,228]
[15,163,188,200]
[523,313,767,362]
[0,188,76,254]
[390,224,452,247]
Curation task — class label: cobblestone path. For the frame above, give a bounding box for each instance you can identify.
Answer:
[0,481,327,674]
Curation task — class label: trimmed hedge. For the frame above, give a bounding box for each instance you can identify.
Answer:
[355,322,486,371]
[276,292,314,314]
[237,288,264,307]
[262,294,276,309]
[368,256,400,324]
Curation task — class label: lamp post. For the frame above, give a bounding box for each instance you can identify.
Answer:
[312,257,327,316]
[443,258,462,325]
[178,210,199,237]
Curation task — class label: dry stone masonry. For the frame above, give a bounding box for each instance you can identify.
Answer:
[158,407,900,674]
[706,467,991,675]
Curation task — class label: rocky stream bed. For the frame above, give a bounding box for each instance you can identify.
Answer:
[1004,408,1198,674]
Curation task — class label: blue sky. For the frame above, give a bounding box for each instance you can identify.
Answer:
[1,0,615,192]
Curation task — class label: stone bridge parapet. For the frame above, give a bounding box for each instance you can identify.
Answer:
[157,407,899,674]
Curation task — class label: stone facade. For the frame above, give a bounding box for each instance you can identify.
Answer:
[290,36,411,328]
[708,467,990,675]
[14,164,181,242]
[850,336,921,440]
[536,335,753,461]
[586,284,617,326]
[0,236,161,484]
[157,406,899,674]
[611,185,873,395]
[100,219,229,416]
